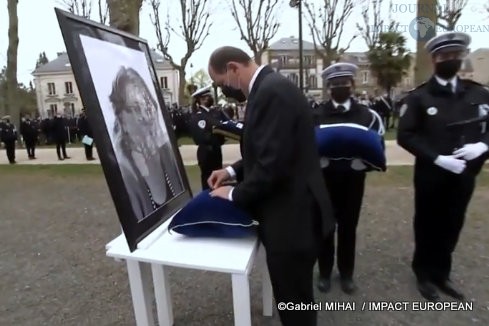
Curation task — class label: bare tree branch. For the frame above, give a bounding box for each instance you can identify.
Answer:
[98,0,109,24]
[437,0,468,30]
[149,0,213,105]
[303,0,361,67]
[229,0,281,65]
[356,0,384,50]
[59,0,92,18]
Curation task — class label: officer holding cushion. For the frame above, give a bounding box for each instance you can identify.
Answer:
[397,32,489,301]
[314,62,385,294]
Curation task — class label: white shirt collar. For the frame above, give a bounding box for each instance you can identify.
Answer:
[332,99,351,111]
[435,75,457,92]
[249,65,266,93]
[199,105,210,112]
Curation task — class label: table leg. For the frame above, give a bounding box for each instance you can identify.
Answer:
[126,260,155,326]
[151,264,174,326]
[261,261,273,317]
[231,273,252,326]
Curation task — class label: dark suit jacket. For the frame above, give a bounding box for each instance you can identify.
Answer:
[231,66,335,253]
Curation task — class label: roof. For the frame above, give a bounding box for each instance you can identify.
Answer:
[32,49,173,75]
[268,36,316,51]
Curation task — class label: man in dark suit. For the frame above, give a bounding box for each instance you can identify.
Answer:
[206,46,334,326]
[51,114,70,160]
[77,108,95,161]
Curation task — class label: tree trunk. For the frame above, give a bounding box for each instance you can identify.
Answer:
[178,68,187,106]
[414,0,437,86]
[6,0,19,129]
[107,0,143,35]
[254,51,262,65]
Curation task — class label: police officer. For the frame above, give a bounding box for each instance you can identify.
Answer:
[77,108,95,160]
[397,32,489,301]
[315,63,385,294]
[52,113,70,160]
[20,116,39,159]
[0,115,18,164]
[188,85,226,190]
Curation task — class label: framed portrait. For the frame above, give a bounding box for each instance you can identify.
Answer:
[55,8,192,252]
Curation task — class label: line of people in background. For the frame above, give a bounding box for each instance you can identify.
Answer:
[0,110,95,163]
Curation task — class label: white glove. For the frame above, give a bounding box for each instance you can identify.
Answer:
[319,157,330,168]
[453,142,488,161]
[434,155,466,174]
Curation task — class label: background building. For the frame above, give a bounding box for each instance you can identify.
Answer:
[32,50,179,118]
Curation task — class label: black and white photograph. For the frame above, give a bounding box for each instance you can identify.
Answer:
[54,9,192,252]
[79,34,184,221]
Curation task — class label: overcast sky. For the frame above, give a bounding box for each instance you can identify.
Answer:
[0,0,487,85]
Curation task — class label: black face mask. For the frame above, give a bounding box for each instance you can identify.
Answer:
[330,87,351,103]
[221,85,247,103]
[435,59,462,80]
[202,97,214,108]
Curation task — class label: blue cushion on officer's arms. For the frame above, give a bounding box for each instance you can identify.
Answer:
[168,190,258,237]
[315,123,386,171]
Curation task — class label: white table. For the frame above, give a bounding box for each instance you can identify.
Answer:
[105,218,274,326]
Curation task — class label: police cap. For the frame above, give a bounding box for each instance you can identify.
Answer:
[424,32,471,55]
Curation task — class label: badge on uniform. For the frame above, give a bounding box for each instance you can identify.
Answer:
[198,120,206,129]
[427,107,438,115]
[400,103,408,117]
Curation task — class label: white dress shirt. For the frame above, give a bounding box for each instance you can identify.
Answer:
[435,75,457,93]
[225,65,266,200]
[332,99,351,111]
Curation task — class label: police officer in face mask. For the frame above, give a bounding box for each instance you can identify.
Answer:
[188,85,227,190]
[398,32,489,301]
[314,63,385,295]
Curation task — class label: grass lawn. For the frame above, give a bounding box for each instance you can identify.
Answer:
[1,165,488,325]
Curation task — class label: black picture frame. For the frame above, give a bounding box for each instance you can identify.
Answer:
[55,8,192,252]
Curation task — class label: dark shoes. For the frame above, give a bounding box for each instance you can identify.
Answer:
[340,277,357,294]
[434,280,464,301]
[317,276,357,294]
[317,277,331,293]
[87,157,96,161]
[417,281,440,301]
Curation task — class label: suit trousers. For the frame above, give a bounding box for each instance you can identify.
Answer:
[84,144,93,159]
[197,145,222,190]
[4,140,16,163]
[25,138,36,157]
[56,140,68,159]
[412,163,475,283]
[318,170,366,279]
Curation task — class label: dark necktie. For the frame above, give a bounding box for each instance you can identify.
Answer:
[445,82,453,93]
[336,105,347,113]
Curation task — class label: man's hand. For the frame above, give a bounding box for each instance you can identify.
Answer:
[209,186,233,200]
[207,168,231,189]
[453,142,489,161]
[434,155,466,174]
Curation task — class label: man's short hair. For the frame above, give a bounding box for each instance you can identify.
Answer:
[209,46,252,74]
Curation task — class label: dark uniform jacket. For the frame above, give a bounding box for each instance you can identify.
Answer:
[0,122,17,142]
[20,120,39,141]
[398,77,489,175]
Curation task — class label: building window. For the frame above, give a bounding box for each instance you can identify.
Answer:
[160,76,168,89]
[362,71,369,84]
[48,82,56,95]
[288,73,298,85]
[304,55,313,65]
[280,56,288,66]
[308,75,317,89]
[49,104,58,116]
[65,82,73,94]
[70,103,75,116]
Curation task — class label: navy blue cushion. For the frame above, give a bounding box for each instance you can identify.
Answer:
[168,190,257,237]
[315,123,386,171]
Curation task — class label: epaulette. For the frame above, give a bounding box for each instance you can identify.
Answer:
[409,80,428,92]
